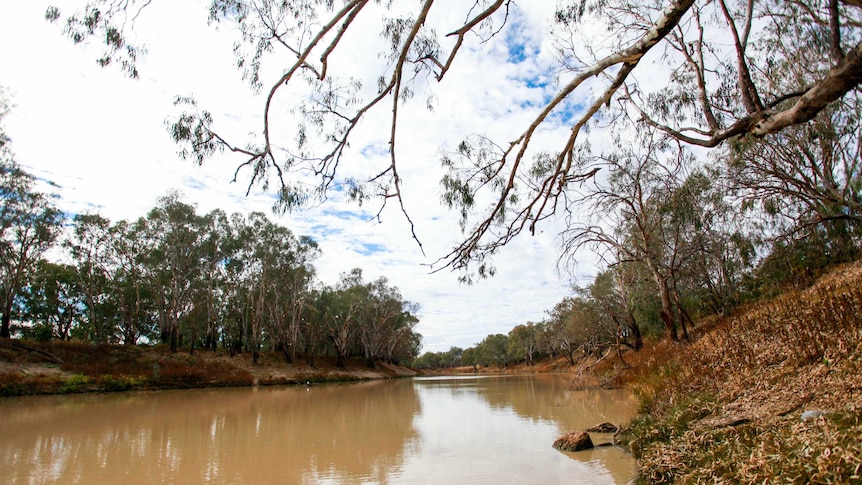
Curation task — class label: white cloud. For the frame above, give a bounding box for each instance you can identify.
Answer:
[0,1,595,353]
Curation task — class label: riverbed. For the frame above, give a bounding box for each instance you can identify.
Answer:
[0,374,638,484]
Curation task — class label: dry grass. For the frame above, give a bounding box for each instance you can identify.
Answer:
[615,261,862,484]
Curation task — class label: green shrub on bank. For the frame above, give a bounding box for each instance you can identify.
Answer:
[60,374,90,393]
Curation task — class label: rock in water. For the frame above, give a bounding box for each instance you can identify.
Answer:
[553,432,594,452]
[586,422,618,433]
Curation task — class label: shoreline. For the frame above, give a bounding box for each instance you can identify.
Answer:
[0,339,420,397]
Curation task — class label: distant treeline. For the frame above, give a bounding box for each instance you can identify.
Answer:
[414,218,862,371]
[0,156,421,366]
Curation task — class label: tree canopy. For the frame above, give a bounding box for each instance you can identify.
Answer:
[47,0,862,277]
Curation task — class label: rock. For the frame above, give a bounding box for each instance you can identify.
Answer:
[801,410,829,421]
[553,432,594,452]
[585,422,618,433]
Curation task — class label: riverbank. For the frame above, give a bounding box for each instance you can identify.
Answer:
[604,262,862,484]
[435,262,862,483]
[0,341,418,396]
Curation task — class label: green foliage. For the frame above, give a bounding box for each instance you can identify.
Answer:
[411,346,463,370]
[507,323,539,364]
[0,120,65,338]
[473,333,510,367]
[744,225,862,299]
[60,374,90,393]
[97,374,144,392]
[45,3,142,78]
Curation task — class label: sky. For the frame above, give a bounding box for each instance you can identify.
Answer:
[0,1,603,353]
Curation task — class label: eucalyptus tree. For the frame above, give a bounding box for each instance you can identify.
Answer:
[316,281,359,368]
[507,323,540,365]
[221,212,252,355]
[544,299,582,365]
[0,154,64,338]
[194,209,234,352]
[549,294,609,361]
[236,212,270,363]
[275,239,320,363]
[725,95,862,247]
[20,261,83,340]
[308,268,421,367]
[140,192,205,351]
[110,218,158,345]
[411,351,443,371]
[65,213,118,342]
[301,288,326,366]
[461,346,479,371]
[224,211,319,363]
[252,213,319,364]
[49,0,862,279]
[442,346,464,368]
[588,268,643,350]
[474,333,510,367]
[1,92,63,339]
[555,124,743,341]
[558,135,686,340]
[669,168,757,316]
[382,310,421,365]
[356,276,418,365]
[722,5,862,237]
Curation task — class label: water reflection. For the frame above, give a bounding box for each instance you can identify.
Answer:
[1,375,637,484]
[405,374,637,484]
[2,381,419,484]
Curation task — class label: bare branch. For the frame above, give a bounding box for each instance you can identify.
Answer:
[830,0,844,62]
[435,0,508,81]
[718,0,763,113]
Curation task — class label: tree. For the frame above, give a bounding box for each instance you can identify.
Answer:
[317,278,359,368]
[0,115,64,338]
[194,209,232,351]
[558,132,691,341]
[507,323,539,365]
[140,192,204,351]
[248,212,319,363]
[65,213,117,343]
[110,219,157,345]
[48,1,862,278]
[725,94,862,248]
[443,346,464,368]
[20,261,83,340]
[589,268,643,351]
[461,346,479,371]
[357,276,418,365]
[474,333,510,367]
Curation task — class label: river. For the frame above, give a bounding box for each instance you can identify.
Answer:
[0,374,638,484]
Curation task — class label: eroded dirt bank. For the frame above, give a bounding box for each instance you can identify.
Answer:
[0,340,418,396]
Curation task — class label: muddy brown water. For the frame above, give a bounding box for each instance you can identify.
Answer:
[0,374,638,484]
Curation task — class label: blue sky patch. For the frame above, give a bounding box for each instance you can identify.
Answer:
[360,142,391,159]
[183,177,208,190]
[322,208,366,220]
[546,96,586,126]
[356,242,386,256]
[310,223,342,238]
[505,19,532,64]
